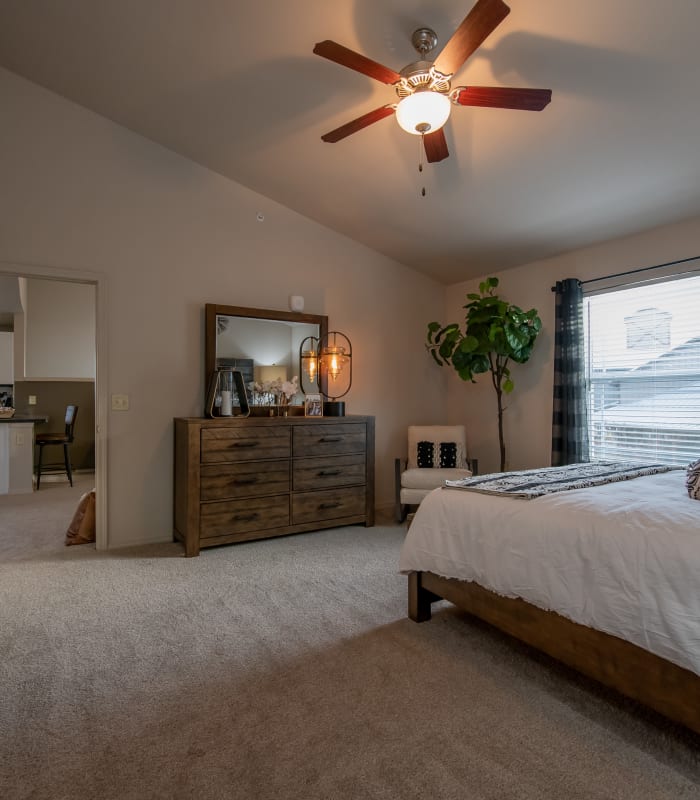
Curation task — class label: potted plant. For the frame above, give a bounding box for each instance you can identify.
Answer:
[427,277,542,471]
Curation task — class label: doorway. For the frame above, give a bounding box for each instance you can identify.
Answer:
[0,261,106,549]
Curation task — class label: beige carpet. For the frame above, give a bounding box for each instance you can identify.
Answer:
[1,478,699,799]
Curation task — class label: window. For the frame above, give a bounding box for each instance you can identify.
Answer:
[584,273,700,465]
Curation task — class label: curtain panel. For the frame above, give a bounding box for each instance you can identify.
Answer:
[551,279,589,465]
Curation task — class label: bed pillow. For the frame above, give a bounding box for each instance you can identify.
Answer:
[686,459,700,500]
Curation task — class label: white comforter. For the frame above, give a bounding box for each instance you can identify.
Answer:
[399,470,700,676]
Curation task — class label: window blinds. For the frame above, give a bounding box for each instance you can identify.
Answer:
[584,273,700,466]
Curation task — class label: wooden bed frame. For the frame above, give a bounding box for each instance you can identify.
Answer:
[408,570,700,736]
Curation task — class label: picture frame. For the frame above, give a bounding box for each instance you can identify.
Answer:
[304,393,323,417]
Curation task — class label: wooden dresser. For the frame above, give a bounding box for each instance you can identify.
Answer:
[173,415,375,556]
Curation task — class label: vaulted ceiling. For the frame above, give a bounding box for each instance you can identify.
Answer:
[2,1,700,284]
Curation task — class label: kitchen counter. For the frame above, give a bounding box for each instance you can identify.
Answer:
[0,415,48,424]
[0,416,48,494]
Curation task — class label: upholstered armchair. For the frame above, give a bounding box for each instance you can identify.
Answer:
[395,425,475,522]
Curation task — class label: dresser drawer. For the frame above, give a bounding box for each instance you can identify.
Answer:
[293,423,366,457]
[200,495,289,539]
[201,426,290,463]
[201,461,290,501]
[292,486,366,524]
[293,453,366,491]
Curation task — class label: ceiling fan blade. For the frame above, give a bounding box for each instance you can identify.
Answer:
[313,40,401,85]
[433,0,510,77]
[321,105,396,143]
[453,86,552,110]
[423,129,449,163]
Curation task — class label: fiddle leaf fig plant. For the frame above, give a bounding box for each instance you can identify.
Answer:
[427,277,542,471]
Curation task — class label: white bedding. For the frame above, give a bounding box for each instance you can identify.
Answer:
[399,470,700,676]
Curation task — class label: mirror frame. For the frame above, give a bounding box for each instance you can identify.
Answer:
[205,303,329,396]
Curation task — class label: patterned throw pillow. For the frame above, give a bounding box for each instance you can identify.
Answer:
[686,459,700,500]
[417,441,458,469]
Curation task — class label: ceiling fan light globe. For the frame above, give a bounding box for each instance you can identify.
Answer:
[396,91,451,135]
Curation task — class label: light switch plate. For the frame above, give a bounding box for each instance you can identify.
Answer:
[28,395,37,405]
[112,394,129,411]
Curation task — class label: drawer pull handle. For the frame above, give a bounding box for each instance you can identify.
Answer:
[236,512,259,522]
[319,501,341,510]
[233,477,258,485]
[231,441,260,448]
[319,436,342,443]
[318,469,341,477]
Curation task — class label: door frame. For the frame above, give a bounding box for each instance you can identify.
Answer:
[0,260,107,549]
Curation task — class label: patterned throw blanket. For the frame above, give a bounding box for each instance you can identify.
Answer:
[444,461,681,499]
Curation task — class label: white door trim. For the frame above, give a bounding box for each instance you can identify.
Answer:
[0,260,108,549]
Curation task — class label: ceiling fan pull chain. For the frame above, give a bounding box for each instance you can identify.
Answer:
[419,135,426,197]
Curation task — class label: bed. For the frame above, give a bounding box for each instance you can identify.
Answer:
[399,467,700,734]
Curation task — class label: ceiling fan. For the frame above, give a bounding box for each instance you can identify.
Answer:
[313,0,551,163]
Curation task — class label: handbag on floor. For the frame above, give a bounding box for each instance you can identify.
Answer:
[65,489,96,546]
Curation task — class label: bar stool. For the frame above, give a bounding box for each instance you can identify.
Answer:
[35,405,79,489]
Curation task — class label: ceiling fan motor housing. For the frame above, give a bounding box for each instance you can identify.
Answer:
[396,62,451,99]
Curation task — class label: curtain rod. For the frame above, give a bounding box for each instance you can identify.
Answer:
[550,255,700,292]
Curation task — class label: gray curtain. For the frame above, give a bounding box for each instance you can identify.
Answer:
[551,279,589,465]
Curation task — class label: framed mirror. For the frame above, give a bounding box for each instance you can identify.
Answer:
[204,304,328,411]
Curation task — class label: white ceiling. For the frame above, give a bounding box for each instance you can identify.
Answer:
[1,0,700,284]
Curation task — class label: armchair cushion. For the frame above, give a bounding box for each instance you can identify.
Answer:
[408,425,467,469]
[417,440,458,468]
[401,467,473,491]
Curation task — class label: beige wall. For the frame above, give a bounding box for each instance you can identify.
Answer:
[0,67,447,547]
[444,215,700,475]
